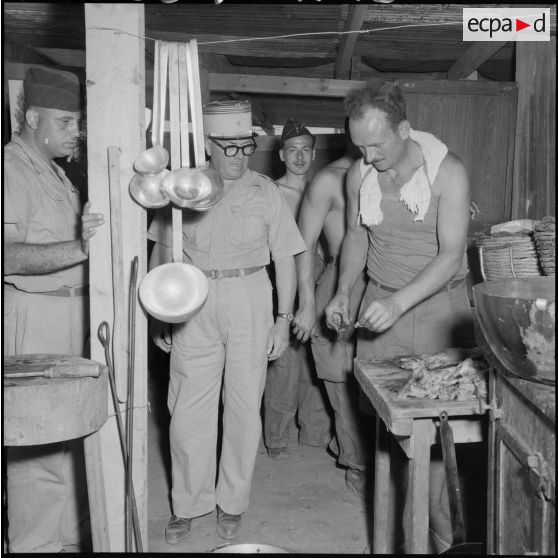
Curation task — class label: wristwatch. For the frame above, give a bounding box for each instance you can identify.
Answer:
[277,312,294,322]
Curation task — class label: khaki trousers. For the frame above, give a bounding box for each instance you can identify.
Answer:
[3,286,89,553]
[263,339,332,450]
[168,270,273,517]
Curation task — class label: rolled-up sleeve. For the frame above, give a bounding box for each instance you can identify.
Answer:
[267,186,306,261]
[3,160,32,241]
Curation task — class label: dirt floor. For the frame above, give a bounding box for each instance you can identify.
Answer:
[147,352,373,554]
[146,351,486,554]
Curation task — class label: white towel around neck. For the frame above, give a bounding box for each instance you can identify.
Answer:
[359,129,448,227]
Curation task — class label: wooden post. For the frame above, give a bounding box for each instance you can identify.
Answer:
[85,4,147,550]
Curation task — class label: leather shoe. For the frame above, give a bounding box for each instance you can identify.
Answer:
[165,515,192,544]
[216,506,242,540]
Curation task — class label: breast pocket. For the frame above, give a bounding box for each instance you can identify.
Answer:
[229,203,267,245]
[40,180,80,241]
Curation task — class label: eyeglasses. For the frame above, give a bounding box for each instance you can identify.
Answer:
[208,136,257,157]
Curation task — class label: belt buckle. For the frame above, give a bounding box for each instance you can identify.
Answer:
[210,270,222,279]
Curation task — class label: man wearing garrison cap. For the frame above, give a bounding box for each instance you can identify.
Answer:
[4,66,104,552]
[263,118,334,461]
[148,100,306,543]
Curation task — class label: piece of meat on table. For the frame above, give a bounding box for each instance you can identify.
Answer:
[397,347,483,371]
[398,355,488,401]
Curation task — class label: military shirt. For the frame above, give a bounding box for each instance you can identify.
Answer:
[148,168,306,269]
[3,135,86,292]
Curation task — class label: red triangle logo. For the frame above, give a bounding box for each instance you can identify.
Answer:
[516,18,531,31]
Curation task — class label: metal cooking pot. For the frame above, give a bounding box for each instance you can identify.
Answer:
[138,262,208,323]
[211,543,290,553]
[162,167,224,210]
[473,277,555,384]
[129,169,170,209]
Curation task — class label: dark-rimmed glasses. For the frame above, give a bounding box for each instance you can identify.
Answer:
[208,136,257,157]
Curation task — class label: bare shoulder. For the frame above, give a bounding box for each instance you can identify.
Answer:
[345,158,363,194]
[307,163,347,200]
[434,151,469,197]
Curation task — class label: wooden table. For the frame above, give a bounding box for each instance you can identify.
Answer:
[354,358,487,554]
[3,354,110,552]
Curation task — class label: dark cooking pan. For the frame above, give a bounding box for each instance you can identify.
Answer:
[440,411,485,555]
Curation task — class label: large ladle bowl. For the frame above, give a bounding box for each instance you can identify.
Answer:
[129,169,170,209]
[162,167,224,209]
[139,262,208,323]
[133,145,170,176]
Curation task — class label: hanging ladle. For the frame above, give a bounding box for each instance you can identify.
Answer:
[139,41,211,324]
[129,41,170,208]
[133,40,169,176]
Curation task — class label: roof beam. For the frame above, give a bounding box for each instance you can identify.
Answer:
[335,5,367,80]
[447,41,508,79]
[209,72,515,98]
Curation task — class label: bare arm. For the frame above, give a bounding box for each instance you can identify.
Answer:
[267,255,297,360]
[292,170,334,342]
[324,161,368,331]
[3,201,104,276]
[359,154,470,332]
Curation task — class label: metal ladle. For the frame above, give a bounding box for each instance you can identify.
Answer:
[133,40,170,176]
[129,41,170,208]
[161,166,224,209]
[139,41,212,324]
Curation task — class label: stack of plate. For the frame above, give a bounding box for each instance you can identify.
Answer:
[534,216,555,276]
[475,231,542,280]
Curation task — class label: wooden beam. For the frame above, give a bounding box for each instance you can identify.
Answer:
[447,42,508,80]
[335,5,367,80]
[31,47,86,68]
[208,72,517,98]
[85,4,148,551]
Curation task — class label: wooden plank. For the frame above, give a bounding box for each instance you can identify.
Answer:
[448,41,508,80]
[373,419,392,553]
[209,72,518,97]
[83,431,110,551]
[85,4,147,550]
[512,40,556,219]
[335,5,366,80]
[403,420,431,554]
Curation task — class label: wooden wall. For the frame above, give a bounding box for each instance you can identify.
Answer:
[512,39,556,220]
[210,75,518,227]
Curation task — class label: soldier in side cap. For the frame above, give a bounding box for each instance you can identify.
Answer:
[3,66,104,553]
[263,118,334,461]
[148,100,306,543]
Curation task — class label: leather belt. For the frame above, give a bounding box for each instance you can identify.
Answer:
[368,276,466,294]
[4,284,89,297]
[202,266,264,279]
[40,285,89,297]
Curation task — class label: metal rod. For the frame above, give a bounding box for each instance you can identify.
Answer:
[126,257,139,551]
[97,322,143,552]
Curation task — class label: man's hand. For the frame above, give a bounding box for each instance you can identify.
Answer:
[292,304,316,343]
[267,319,290,360]
[324,292,351,333]
[150,319,172,353]
[81,201,105,255]
[356,295,404,333]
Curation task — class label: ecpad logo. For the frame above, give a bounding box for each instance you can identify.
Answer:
[463,8,550,41]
